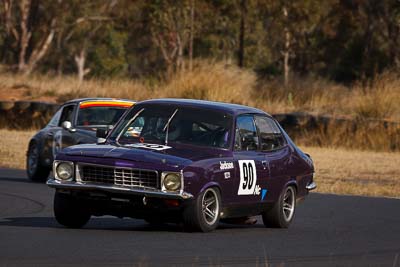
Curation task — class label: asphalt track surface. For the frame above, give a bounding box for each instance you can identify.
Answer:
[0,168,399,267]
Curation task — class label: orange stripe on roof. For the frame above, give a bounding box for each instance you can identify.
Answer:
[80,101,134,109]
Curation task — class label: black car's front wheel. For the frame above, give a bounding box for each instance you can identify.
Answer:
[262,185,296,228]
[183,187,221,232]
[26,142,50,182]
[54,192,91,228]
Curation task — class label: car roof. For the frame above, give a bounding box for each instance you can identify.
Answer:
[137,98,268,116]
[64,98,135,105]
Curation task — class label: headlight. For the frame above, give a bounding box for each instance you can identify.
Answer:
[55,161,74,181]
[162,172,181,192]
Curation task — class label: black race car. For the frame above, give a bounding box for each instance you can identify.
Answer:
[26,98,135,181]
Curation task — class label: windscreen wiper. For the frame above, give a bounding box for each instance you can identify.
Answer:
[163,109,178,146]
[115,108,145,146]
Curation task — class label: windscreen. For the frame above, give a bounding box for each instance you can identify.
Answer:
[115,105,233,149]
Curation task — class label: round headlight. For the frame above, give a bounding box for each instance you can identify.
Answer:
[56,162,73,180]
[163,173,181,191]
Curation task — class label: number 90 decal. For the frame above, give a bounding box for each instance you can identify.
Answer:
[238,160,257,195]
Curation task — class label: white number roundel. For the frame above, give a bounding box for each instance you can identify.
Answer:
[238,160,257,195]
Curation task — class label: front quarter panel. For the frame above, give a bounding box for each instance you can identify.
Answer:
[182,156,234,205]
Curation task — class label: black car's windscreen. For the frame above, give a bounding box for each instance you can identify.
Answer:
[76,107,127,126]
[114,105,233,149]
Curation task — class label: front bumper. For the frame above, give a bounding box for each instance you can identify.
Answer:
[47,179,194,200]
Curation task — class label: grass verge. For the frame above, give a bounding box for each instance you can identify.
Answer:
[0,129,398,198]
[0,129,35,170]
[301,146,400,198]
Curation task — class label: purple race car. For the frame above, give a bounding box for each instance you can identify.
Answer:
[47,99,316,232]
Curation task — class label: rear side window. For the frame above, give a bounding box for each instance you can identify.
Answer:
[254,116,286,151]
[235,115,259,151]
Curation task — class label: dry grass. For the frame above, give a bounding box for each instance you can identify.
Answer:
[1,61,399,152]
[256,72,400,120]
[157,62,256,105]
[0,61,256,105]
[350,73,400,119]
[1,61,399,120]
[0,72,149,102]
[301,146,400,198]
[255,76,350,115]
[294,118,400,152]
[0,129,398,198]
[0,129,35,169]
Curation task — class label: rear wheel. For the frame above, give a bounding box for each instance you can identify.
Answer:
[262,186,296,228]
[26,142,50,182]
[54,192,91,228]
[183,187,221,232]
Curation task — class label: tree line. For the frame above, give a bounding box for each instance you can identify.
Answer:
[0,0,399,83]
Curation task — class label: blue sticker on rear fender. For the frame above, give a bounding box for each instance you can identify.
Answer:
[261,189,268,200]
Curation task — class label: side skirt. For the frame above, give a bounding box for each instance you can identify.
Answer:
[220,203,273,219]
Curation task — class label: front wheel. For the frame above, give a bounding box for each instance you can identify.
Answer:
[183,187,221,232]
[54,192,91,228]
[26,142,50,182]
[262,186,296,228]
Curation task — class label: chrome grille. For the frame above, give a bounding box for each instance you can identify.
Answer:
[79,165,159,189]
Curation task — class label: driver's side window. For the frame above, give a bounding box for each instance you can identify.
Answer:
[234,115,259,151]
[58,105,75,126]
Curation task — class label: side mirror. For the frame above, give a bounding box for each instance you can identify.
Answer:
[61,121,76,132]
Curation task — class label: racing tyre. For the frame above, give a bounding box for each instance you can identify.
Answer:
[262,186,296,228]
[26,142,50,182]
[54,192,91,228]
[183,187,221,232]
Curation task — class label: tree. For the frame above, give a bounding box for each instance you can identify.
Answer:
[256,0,335,82]
[238,0,247,68]
[1,0,58,75]
[55,0,120,82]
[379,0,400,69]
[149,0,192,76]
[188,0,195,71]
[0,0,398,82]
